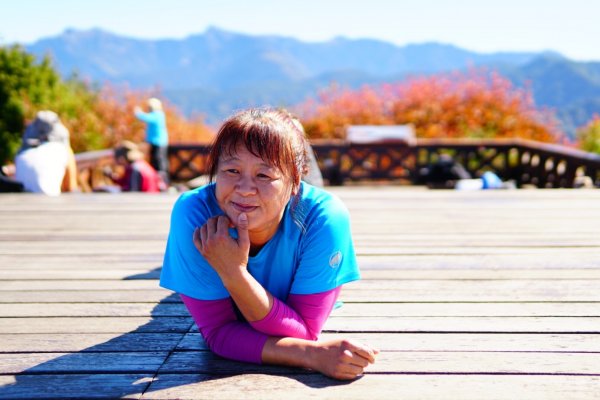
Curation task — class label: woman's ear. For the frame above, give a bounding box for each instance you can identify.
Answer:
[291,176,301,196]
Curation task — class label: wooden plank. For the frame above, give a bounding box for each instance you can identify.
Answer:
[2,285,599,303]
[3,268,600,280]
[322,316,600,333]
[0,317,193,334]
[3,280,600,303]
[0,303,187,317]
[353,247,600,255]
[352,232,600,244]
[0,232,167,241]
[339,289,600,302]
[0,352,168,374]
[358,269,600,279]
[159,350,600,375]
[0,374,150,400]
[3,267,600,280]
[0,241,166,255]
[341,280,600,302]
[3,301,599,318]
[0,269,162,279]
[2,282,600,303]
[142,374,600,400]
[356,254,600,270]
[176,332,600,353]
[4,330,598,354]
[3,232,600,245]
[4,245,600,257]
[0,257,164,269]
[0,290,176,303]
[180,316,600,334]
[331,302,600,317]
[0,280,162,290]
[0,333,184,353]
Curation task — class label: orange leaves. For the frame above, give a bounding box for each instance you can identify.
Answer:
[68,83,214,153]
[298,70,562,143]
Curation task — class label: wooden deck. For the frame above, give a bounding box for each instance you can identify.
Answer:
[1,187,600,399]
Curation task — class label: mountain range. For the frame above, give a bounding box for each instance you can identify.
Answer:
[25,27,600,138]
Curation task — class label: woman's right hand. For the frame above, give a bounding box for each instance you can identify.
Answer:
[309,338,379,380]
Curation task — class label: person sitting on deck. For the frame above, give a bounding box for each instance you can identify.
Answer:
[160,108,378,380]
[106,141,165,193]
[0,110,78,196]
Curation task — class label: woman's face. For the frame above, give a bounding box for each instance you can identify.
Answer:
[215,144,294,246]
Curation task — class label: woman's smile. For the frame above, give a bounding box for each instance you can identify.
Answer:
[231,201,258,213]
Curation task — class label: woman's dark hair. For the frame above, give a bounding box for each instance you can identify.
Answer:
[207,108,308,193]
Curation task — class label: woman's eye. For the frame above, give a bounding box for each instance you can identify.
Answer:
[257,173,272,180]
[225,169,239,175]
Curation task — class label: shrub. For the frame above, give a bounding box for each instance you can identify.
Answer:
[297,70,562,143]
[577,116,600,154]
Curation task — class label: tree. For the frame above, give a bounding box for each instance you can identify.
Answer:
[0,46,214,165]
[577,116,600,154]
[91,84,214,151]
[0,45,62,163]
[297,70,563,143]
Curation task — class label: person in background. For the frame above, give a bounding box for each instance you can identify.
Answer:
[0,110,78,196]
[107,141,165,193]
[160,108,378,380]
[134,97,170,185]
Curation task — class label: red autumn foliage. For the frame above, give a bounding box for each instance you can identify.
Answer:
[297,70,563,143]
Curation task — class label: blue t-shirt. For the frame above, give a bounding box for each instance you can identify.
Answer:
[135,110,168,146]
[160,182,360,301]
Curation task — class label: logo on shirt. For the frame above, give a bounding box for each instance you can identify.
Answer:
[329,250,342,269]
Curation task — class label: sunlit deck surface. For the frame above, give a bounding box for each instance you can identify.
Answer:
[1,187,600,399]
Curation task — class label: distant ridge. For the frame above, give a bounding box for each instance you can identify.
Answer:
[24,27,600,137]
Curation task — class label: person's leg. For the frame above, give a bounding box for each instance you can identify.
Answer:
[149,144,160,171]
[157,145,170,185]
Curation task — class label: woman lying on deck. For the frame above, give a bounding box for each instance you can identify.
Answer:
[160,108,378,380]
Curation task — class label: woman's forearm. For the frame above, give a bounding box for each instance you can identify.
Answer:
[262,336,315,369]
[221,268,274,322]
[262,336,378,380]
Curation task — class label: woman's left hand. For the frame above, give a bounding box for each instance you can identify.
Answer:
[193,213,251,280]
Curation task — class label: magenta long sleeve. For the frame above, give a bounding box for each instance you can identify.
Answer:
[181,294,268,363]
[180,287,341,364]
[250,287,341,340]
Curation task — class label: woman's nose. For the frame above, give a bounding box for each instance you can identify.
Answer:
[235,175,257,195]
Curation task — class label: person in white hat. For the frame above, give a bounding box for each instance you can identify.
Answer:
[0,111,78,196]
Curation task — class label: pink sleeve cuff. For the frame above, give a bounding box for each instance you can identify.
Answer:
[249,287,341,340]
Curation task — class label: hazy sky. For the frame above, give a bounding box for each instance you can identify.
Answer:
[2,0,599,61]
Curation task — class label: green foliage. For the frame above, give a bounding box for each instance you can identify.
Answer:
[0,45,64,163]
[0,46,214,164]
[577,117,600,154]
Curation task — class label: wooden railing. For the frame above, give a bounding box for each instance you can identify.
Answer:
[76,139,600,190]
[309,138,600,188]
[74,149,114,192]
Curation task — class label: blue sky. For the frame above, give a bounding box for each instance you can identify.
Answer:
[2,0,599,61]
